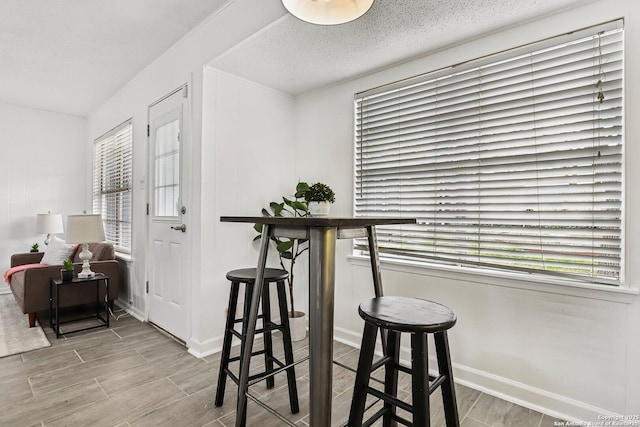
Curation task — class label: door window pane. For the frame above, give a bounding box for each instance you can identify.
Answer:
[154,119,180,217]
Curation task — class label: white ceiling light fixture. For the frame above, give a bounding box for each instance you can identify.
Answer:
[282,0,374,25]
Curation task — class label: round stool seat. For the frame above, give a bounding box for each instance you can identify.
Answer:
[358,296,456,334]
[350,295,460,426]
[226,268,288,283]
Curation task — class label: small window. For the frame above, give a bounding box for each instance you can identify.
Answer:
[93,120,133,253]
[354,21,623,285]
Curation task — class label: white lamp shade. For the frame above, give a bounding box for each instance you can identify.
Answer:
[65,214,106,244]
[35,213,64,234]
[282,0,374,25]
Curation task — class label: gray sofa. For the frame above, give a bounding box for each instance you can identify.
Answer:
[8,242,119,327]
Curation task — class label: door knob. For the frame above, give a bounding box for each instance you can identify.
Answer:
[171,224,186,232]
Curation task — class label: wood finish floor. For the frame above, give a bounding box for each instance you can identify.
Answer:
[0,310,564,427]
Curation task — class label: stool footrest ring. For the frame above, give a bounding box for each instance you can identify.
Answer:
[246,389,297,427]
[428,374,447,395]
[361,407,412,427]
[364,385,413,413]
[233,314,265,325]
[247,355,309,387]
[229,349,267,363]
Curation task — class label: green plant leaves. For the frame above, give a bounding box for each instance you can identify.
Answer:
[290,201,307,212]
[304,182,335,203]
[251,181,314,316]
[295,181,309,198]
[277,240,294,252]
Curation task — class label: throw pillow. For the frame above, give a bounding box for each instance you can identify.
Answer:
[40,236,76,265]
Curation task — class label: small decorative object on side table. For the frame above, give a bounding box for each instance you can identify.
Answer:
[61,259,74,281]
[49,273,110,338]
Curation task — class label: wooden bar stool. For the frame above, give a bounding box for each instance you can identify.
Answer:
[215,268,299,419]
[348,296,459,427]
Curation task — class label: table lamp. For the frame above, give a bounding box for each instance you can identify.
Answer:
[35,213,64,245]
[65,214,106,278]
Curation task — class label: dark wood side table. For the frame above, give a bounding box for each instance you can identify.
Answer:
[49,273,110,338]
[220,216,416,427]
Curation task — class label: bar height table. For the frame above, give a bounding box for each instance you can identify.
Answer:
[220,216,416,427]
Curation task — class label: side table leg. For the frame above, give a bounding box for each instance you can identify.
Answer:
[95,277,100,322]
[49,280,54,336]
[105,278,110,328]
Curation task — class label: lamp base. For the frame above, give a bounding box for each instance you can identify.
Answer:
[77,271,96,279]
[78,243,95,279]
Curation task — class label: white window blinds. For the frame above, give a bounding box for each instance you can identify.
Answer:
[354,21,624,285]
[93,120,133,253]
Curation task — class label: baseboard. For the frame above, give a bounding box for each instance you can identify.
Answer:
[188,335,224,359]
[115,299,144,322]
[334,326,621,423]
[187,331,281,359]
[334,326,363,349]
[0,283,11,296]
[452,364,621,423]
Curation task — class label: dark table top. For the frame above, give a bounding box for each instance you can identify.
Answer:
[51,273,108,285]
[220,216,416,228]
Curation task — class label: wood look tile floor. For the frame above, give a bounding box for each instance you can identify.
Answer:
[0,310,565,427]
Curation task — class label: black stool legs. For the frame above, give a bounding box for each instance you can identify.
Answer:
[348,296,460,427]
[349,322,377,426]
[215,280,240,407]
[276,278,300,414]
[215,269,299,422]
[435,331,459,427]
[260,283,275,389]
[383,331,401,427]
[411,332,430,426]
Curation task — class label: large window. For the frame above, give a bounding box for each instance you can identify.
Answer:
[93,120,133,253]
[354,21,623,285]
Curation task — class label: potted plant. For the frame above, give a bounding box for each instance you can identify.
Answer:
[254,182,310,340]
[303,182,335,217]
[30,243,39,253]
[61,259,74,281]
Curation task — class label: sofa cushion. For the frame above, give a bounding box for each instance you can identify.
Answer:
[41,236,76,265]
[72,242,115,262]
[8,270,26,310]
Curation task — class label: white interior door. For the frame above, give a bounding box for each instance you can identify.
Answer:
[147,86,190,341]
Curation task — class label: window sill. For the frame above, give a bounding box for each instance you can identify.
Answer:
[115,252,134,264]
[347,254,638,304]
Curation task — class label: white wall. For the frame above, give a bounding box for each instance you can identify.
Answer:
[86,0,286,320]
[196,68,297,354]
[0,102,87,294]
[293,0,640,422]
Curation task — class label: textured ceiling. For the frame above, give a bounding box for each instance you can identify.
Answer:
[210,0,591,96]
[0,0,227,116]
[0,0,593,117]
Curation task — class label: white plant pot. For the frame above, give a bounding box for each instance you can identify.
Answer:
[308,201,331,217]
[288,311,307,341]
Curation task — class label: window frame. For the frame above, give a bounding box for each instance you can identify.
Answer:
[92,119,134,254]
[353,20,625,287]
